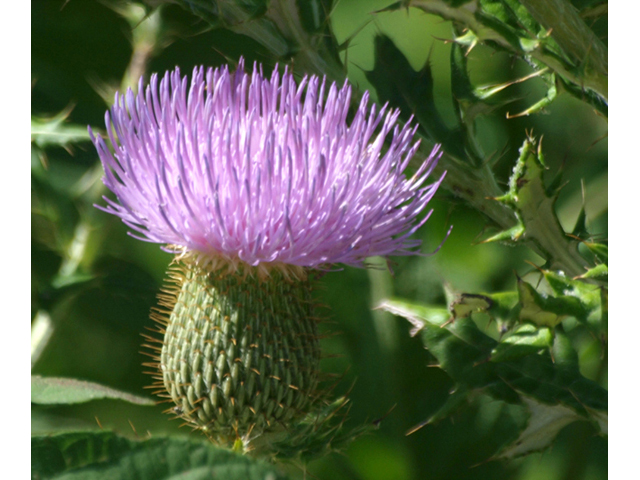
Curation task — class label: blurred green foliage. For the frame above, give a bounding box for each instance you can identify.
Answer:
[31,0,607,479]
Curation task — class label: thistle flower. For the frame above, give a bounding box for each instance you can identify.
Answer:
[89,60,445,449]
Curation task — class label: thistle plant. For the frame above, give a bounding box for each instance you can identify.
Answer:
[88,60,444,449]
[31,1,607,478]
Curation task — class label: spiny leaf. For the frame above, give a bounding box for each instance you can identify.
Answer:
[506,72,557,118]
[450,41,477,102]
[410,0,607,109]
[379,298,607,422]
[450,293,493,321]
[444,290,519,331]
[476,0,532,51]
[442,269,604,337]
[516,277,572,328]
[488,137,587,278]
[483,223,526,243]
[493,395,581,459]
[571,205,589,239]
[389,296,606,458]
[406,386,470,435]
[551,328,579,376]
[31,431,289,480]
[490,324,553,362]
[31,376,155,406]
[380,299,504,390]
[542,271,604,331]
[558,75,608,116]
[31,108,92,150]
[486,291,521,329]
[377,299,449,336]
[501,0,542,36]
[477,0,564,58]
[584,242,608,264]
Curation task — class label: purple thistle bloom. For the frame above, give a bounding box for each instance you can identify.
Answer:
[89,60,445,274]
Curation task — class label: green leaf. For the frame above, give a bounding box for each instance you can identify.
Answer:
[571,205,589,239]
[31,108,92,150]
[450,41,476,102]
[506,72,557,117]
[477,0,564,58]
[476,0,530,51]
[551,328,579,376]
[490,137,587,278]
[501,0,551,40]
[31,376,155,406]
[406,386,470,435]
[445,290,519,330]
[377,299,449,335]
[482,223,525,243]
[443,271,605,336]
[379,297,607,457]
[494,395,581,459]
[31,431,289,480]
[380,299,500,390]
[450,293,493,321]
[490,324,553,362]
[584,242,608,264]
[485,291,520,328]
[542,271,604,331]
[576,264,608,282]
[559,76,608,116]
[515,271,604,331]
[516,277,571,327]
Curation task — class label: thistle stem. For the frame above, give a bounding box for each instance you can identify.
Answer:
[411,0,608,102]
[519,0,608,101]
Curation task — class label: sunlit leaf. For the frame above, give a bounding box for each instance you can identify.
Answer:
[517,278,570,328]
[31,376,155,406]
[450,293,493,320]
[576,264,608,282]
[490,324,553,362]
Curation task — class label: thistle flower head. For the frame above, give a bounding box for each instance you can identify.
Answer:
[90,60,448,447]
[89,60,445,276]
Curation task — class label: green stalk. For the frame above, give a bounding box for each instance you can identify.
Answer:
[411,0,608,102]
[519,0,608,100]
